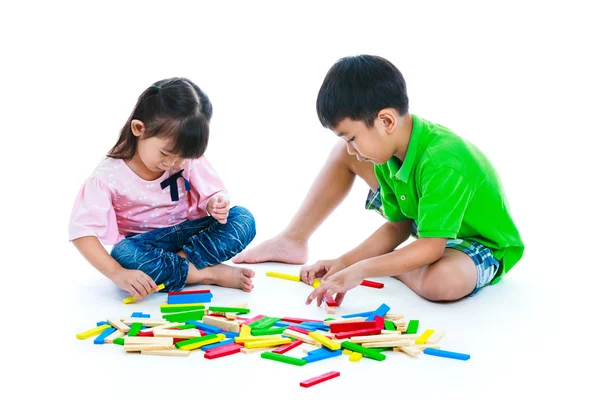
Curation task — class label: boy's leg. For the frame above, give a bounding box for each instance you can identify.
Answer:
[180,206,257,292]
[232,141,379,264]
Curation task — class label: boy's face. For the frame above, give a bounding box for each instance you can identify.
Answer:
[333,117,392,164]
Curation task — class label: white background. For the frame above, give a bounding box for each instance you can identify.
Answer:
[2,1,598,398]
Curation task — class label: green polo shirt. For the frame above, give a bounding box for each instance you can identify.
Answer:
[374,115,524,283]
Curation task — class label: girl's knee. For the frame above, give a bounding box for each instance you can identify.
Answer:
[228,206,256,245]
[110,239,138,268]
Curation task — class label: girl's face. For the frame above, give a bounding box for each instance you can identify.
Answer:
[131,120,183,174]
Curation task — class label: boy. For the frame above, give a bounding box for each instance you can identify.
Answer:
[234,55,524,305]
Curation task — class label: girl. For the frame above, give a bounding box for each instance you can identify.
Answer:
[69,78,256,299]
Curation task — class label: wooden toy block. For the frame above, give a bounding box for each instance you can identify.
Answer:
[113,338,125,346]
[168,293,212,304]
[334,327,382,339]
[342,349,353,355]
[245,337,291,349]
[415,329,435,345]
[225,313,237,320]
[374,316,385,330]
[240,346,270,354]
[384,320,396,331]
[325,298,337,307]
[282,317,323,324]
[178,334,226,351]
[250,316,281,330]
[423,348,470,361]
[104,330,124,343]
[124,344,174,352]
[384,313,404,320]
[251,327,286,336]
[300,371,340,388]
[202,316,240,333]
[303,349,342,363]
[349,352,363,362]
[130,312,143,318]
[141,349,190,357]
[308,332,341,351]
[209,306,250,314]
[366,304,390,321]
[242,314,266,326]
[76,324,111,340]
[324,316,366,326]
[363,340,412,348]
[426,329,445,344]
[311,279,321,288]
[329,320,377,334]
[235,334,284,343]
[123,283,165,304]
[108,318,131,333]
[341,341,386,361]
[140,314,151,318]
[398,345,422,357]
[283,329,319,345]
[299,321,329,330]
[163,310,205,323]
[94,327,116,344]
[286,326,312,335]
[168,289,211,296]
[266,271,301,282]
[414,343,441,350]
[349,334,401,343]
[186,321,222,334]
[136,331,154,337]
[272,339,303,354]
[326,306,336,314]
[124,337,174,346]
[154,329,202,339]
[360,279,384,289]
[204,343,244,359]
[261,351,307,366]
[122,318,168,327]
[222,331,239,339]
[140,322,183,333]
[405,320,419,334]
[201,338,235,351]
[341,311,375,318]
[160,303,205,313]
[173,323,197,330]
[239,324,251,337]
[128,323,143,337]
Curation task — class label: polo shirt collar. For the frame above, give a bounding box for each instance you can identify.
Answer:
[394,114,422,182]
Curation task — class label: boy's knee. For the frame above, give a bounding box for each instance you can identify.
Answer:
[228,206,256,245]
[419,265,473,302]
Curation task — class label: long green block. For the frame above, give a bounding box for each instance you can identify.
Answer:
[406,320,419,335]
[251,327,286,336]
[160,304,205,313]
[261,351,307,366]
[175,334,220,349]
[163,310,205,323]
[384,320,396,331]
[128,322,143,337]
[250,316,280,330]
[208,306,250,314]
[341,341,386,361]
[174,324,197,330]
[113,337,125,346]
[369,347,393,352]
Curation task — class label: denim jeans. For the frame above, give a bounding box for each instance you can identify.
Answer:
[111,206,256,291]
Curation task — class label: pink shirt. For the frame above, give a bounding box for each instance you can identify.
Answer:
[68,157,227,245]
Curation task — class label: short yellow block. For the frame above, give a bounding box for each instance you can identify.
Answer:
[123,283,165,304]
[349,352,363,362]
[266,271,301,282]
[240,325,251,337]
[308,331,340,351]
[312,279,321,289]
[244,337,291,349]
[179,334,226,351]
[76,324,111,340]
[415,329,435,345]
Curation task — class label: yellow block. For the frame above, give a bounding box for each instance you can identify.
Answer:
[240,325,251,337]
[123,283,165,304]
[308,331,340,351]
[245,337,291,349]
[312,279,321,289]
[160,302,204,310]
[266,271,301,282]
[179,334,226,351]
[349,352,363,362]
[235,334,283,343]
[343,349,353,355]
[76,324,111,340]
[415,329,435,345]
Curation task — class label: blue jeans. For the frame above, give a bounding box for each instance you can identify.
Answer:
[111,206,256,291]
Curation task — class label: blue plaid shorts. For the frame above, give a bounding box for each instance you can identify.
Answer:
[366,187,499,296]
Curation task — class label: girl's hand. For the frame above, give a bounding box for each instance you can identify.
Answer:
[112,269,158,299]
[208,195,230,224]
[300,258,346,286]
[305,265,364,307]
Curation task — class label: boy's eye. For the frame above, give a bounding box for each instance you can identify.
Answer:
[348,137,355,142]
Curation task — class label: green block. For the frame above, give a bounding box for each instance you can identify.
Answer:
[324,318,336,321]
[160,304,205,313]
[384,320,396,331]
[406,320,419,335]
[208,306,250,314]
[175,334,220,349]
[251,327,286,336]
[261,351,307,366]
[341,341,386,361]
[128,322,143,337]
[113,337,125,346]
[251,316,281,330]
[369,347,393,352]
[163,310,205,323]
[174,324,197,330]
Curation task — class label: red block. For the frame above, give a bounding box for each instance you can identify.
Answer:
[241,314,266,326]
[334,327,382,339]
[375,316,384,330]
[360,279,384,289]
[329,320,377,333]
[167,289,211,296]
[286,326,312,335]
[325,299,337,307]
[282,317,323,324]
[136,331,154,337]
[173,338,187,344]
[272,340,303,354]
[204,343,243,359]
[300,371,341,388]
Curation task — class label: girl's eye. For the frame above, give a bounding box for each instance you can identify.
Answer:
[160,151,168,156]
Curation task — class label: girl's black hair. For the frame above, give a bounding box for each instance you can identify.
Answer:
[108,77,213,160]
[316,55,409,129]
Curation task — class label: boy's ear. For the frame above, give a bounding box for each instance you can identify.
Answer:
[131,119,146,137]
[377,109,397,132]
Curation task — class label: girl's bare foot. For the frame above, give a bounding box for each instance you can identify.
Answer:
[231,234,308,264]
[186,262,255,292]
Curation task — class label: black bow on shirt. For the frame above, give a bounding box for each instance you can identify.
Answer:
[160,169,191,201]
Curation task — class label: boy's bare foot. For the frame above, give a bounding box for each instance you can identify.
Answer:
[231,234,308,265]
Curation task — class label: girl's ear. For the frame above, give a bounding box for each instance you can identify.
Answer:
[131,119,146,137]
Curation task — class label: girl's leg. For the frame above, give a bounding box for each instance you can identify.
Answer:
[232,141,379,264]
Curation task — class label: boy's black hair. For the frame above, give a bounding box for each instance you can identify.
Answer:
[316,55,409,129]
[108,77,212,160]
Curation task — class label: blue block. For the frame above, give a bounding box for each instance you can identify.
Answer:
[275,321,318,331]
[168,293,213,304]
[341,311,375,318]
[273,321,292,328]
[303,349,342,363]
[307,347,338,357]
[366,303,391,321]
[222,331,239,338]
[94,328,116,344]
[186,320,223,334]
[130,312,143,318]
[423,348,470,361]
[300,322,329,331]
[140,314,151,318]
[96,321,110,326]
[201,338,234,351]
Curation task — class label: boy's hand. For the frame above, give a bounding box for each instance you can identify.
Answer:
[305,266,364,307]
[208,195,230,224]
[300,259,346,286]
[112,269,158,299]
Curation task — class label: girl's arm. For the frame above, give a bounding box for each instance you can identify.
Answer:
[72,236,158,298]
